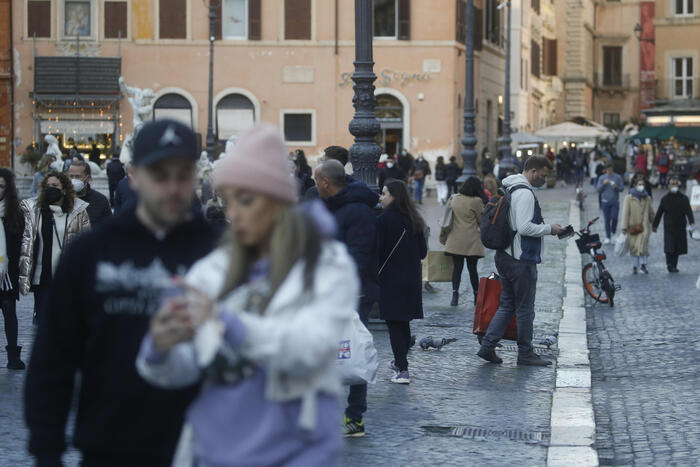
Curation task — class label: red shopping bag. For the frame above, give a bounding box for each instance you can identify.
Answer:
[473,274,518,341]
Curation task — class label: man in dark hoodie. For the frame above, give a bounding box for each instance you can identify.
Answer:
[24,119,218,466]
[315,159,379,438]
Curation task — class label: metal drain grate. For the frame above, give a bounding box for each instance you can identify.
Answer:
[422,425,550,444]
[498,344,557,355]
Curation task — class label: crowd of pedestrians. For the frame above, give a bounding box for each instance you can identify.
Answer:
[0,118,696,466]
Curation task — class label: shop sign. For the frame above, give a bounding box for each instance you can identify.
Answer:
[338,68,432,88]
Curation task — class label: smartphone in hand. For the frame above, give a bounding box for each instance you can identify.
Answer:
[557,225,575,240]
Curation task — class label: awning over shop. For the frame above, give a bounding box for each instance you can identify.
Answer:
[534,121,612,140]
[630,126,700,144]
[511,132,545,144]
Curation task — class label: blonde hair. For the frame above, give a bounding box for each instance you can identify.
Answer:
[220,206,322,309]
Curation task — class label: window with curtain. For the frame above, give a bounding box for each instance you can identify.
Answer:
[603,46,622,86]
[28,1,51,37]
[222,0,247,39]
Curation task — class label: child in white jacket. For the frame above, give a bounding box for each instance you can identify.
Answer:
[136,124,358,467]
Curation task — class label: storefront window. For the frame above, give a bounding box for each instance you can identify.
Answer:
[217,94,255,139]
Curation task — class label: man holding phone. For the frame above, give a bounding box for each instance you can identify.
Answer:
[596,164,625,244]
[25,120,218,466]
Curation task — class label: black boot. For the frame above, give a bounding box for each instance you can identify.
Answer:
[450,291,459,306]
[473,291,478,306]
[6,346,26,370]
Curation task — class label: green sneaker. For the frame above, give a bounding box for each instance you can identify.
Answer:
[343,415,365,438]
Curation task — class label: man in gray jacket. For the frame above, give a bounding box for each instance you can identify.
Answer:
[596,164,624,243]
[477,157,565,366]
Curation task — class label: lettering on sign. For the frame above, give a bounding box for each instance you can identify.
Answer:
[338,68,432,88]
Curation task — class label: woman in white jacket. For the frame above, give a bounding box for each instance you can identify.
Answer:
[136,124,358,467]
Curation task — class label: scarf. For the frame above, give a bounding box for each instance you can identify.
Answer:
[631,187,648,200]
[0,199,10,290]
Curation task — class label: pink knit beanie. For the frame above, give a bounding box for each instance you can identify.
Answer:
[213,124,297,203]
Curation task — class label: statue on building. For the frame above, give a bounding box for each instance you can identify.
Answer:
[118,76,155,165]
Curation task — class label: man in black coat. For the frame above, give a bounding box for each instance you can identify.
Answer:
[446,156,460,196]
[68,160,112,226]
[315,159,379,438]
[106,154,126,205]
[378,156,406,191]
[652,177,696,272]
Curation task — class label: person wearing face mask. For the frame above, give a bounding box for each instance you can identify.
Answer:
[477,156,565,366]
[652,177,695,273]
[19,171,90,324]
[378,156,406,192]
[621,179,656,274]
[409,154,431,204]
[68,159,112,226]
[596,164,625,244]
[135,124,358,466]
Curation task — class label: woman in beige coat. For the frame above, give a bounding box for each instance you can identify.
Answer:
[621,180,655,274]
[440,176,485,306]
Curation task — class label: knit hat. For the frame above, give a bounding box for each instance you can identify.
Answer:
[213,124,297,203]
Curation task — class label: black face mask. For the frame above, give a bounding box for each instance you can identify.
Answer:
[44,186,63,205]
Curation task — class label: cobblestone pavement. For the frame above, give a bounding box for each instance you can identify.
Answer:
[579,182,700,466]
[0,187,571,466]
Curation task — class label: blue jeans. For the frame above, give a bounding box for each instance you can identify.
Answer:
[482,251,538,355]
[601,201,619,239]
[345,303,371,422]
[413,178,425,202]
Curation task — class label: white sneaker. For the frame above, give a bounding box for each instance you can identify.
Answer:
[391,370,410,384]
[603,238,611,245]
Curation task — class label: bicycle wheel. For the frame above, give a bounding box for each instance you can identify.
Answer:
[582,263,610,303]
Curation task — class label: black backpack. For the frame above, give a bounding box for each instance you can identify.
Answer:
[480,185,532,251]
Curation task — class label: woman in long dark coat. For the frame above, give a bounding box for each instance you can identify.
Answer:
[0,169,25,369]
[652,177,695,273]
[377,179,427,385]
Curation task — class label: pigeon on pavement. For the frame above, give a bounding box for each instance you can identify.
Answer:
[538,333,558,348]
[419,337,458,350]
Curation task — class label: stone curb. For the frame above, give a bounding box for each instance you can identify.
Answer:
[546,201,598,467]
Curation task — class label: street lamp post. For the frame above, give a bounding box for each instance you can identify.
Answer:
[204,1,218,159]
[457,0,477,185]
[498,0,517,179]
[348,0,381,191]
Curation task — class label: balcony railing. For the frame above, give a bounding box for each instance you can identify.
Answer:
[654,78,700,101]
[594,72,631,90]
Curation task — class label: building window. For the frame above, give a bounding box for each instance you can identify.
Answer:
[532,0,540,15]
[603,113,620,126]
[673,57,693,98]
[531,40,541,78]
[285,0,311,40]
[222,0,248,39]
[543,38,557,76]
[674,0,694,15]
[154,93,193,128]
[282,111,315,145]
[485,0,502,46]
[28,1,51,38]
[64,1,92,36]
[159,0,187,39]
[216,94,255,140]
[374,0,397,38]
[104,1,127,39]
[603,46,622,86]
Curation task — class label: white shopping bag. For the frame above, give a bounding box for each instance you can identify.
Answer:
[614,233,628,256]
[336,313,378,385]
[696,273,700,290]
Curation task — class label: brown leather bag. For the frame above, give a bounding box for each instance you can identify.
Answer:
[629,224,644,235]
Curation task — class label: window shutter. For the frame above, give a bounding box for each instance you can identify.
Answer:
[159,0,187,39]
[28,1,51,38]
[456,0,465,44]
[285,0,311,40]
[214,2,222,40]
[398,0,410,40]
[474,7,483,51]
[105,2,128,39]
[543,38,557,75]
[249,0,262,40]
[531,40,540,78]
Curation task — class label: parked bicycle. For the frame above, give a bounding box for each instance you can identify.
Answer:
[575,217,620,307]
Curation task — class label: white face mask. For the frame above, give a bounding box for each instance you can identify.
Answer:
[71,178,85,193]
[636,184,645,191]
[387,162,394,168]
[670,186,679,193]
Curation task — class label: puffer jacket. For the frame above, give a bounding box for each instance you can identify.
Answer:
[19,197,90,295]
